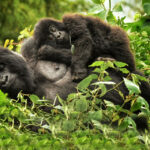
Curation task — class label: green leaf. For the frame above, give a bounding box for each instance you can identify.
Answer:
[11,108,19,117]
[62,120,75,131]
[88,110,102,121]
[29,94,41,104]
[71,44,75,54]
[119,68,129,74]
[106,11,116,24]
[77,74,98,91]
[123,78,141,94]
[0,90,9,106]
[104,100,116,110]
[97,10,107,20]
[143,3,150,15]
[0,106,7,115]
[92,120,103,130]
[131,96,149,112]
[90,61,104,67]
[113,2,123,12]
[75,96,88,112]
[119,117,136,130]
[114,61,128,68]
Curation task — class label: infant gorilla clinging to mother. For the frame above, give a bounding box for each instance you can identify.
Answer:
[22,14,135,83]
[21,14,150,108]
[33,14,135,81]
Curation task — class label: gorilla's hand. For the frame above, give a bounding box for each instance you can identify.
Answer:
[38,45,54,60]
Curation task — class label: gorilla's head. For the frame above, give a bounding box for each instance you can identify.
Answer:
[34,18,70,49]
[0,47,35,98]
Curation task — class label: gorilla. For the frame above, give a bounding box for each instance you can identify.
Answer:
[0,47,35,99]
[21,13,150,108]
[0,47,76,105]
[32,14,135,81]
[1,46,150,130]
[21,37,150,108]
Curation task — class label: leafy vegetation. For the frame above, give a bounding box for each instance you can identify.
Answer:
[0,0,150,149]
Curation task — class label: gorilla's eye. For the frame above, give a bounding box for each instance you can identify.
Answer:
[49,25,57,32]
[0,64,5,71]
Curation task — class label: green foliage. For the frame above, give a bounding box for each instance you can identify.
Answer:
[129,31,150,76]
[0,60,150,149]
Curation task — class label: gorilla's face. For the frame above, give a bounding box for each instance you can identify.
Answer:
[0,47,35,98]
[48,25,69,44]
[0,64,17,89]
[34,18,71,49]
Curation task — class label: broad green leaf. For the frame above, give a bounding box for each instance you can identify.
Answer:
[90,61,104,67]
[77,74,98,91]
[0,106,7,115]
[67,93,81,101]
[131,96,149,112]
[62,120,75,131]
[104,100,116,109]
[113,2,123,12]
[119,117,136,130]
[88,110,102,121]
[0,90,9,105]
[114,61,128,68]
[119,68,129,74]
[75,96,88,112]
[97,10,107,20]
[92,120,103,130]
[106,11,116,24]
[99,84,107,97]
[11,108,19,117]
[123,78,141,94]
[29,94,41,104]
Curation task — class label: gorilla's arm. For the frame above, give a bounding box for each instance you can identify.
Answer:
[21,37,36,61]
[38,45,72,66]
[63,14,93,79]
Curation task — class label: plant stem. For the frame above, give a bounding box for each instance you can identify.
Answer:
[109,0,111,11]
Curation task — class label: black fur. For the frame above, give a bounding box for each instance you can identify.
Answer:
[63,14,136,80]
[0,47,76,104]
[32,14,135,81]
[1,46,150,130]
[0,47,35,98]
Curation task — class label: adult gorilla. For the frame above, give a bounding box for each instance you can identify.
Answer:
[1,46,150,130]
[0,47,76,105]
[1,46,150,108]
